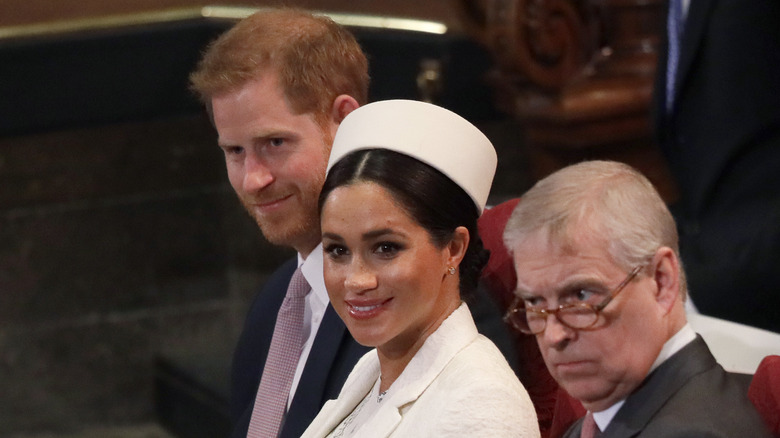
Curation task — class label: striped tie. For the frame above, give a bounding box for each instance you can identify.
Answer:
[247,266,310,438]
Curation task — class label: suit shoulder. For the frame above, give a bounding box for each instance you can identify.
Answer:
[644,367,771,436]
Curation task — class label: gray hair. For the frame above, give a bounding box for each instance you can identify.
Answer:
[503,160,687,298]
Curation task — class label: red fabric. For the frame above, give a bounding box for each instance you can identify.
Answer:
[549,388,587,438]
[478,198,583,438]
[478,198,521,310]
[749,355,780,436]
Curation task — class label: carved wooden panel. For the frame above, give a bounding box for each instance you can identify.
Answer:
[461,0,678,202]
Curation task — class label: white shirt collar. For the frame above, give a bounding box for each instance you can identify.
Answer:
[650,323,697,372]
[591,323,697,430]
[592,401,624,432]
[288,243,330,407]
[300,243,329,307]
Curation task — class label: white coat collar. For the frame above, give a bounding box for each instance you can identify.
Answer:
[305,303,478,437]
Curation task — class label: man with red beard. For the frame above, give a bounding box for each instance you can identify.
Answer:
[189,9,370,438]
[502,161,770,437]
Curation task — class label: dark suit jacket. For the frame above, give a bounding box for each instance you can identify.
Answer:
[653,0,780,331]
[230,258,370,438]
[563,337,771,438]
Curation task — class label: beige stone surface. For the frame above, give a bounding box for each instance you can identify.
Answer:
[0,0,466,31]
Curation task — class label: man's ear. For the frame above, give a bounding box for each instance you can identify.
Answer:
[446,226,470,269]
[331,94,360,124]
[652,246,681,314]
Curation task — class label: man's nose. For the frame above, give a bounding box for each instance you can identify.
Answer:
[243,153,274,192]
[541,314,575,350]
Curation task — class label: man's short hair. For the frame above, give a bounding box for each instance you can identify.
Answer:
[190,8,369,122]
[503,160,687,297]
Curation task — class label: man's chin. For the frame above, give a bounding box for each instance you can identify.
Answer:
[560,380,617,411]
[256,221,296,247]
[256,217,317,251]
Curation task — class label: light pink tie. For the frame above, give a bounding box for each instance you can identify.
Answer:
[247,266,310,438]
[580,411,600,438]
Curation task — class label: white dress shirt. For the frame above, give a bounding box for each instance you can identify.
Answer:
[287,243,330,408]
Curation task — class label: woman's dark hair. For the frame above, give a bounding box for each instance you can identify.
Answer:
[319,149,490,300]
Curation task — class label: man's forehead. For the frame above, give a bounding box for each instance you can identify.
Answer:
[513,232,606,265]
[515,265,610,295]
[513,246,620,295]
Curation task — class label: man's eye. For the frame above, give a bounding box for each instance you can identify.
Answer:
[574,289,597,302]
[269,138,285,147]
[523,297,543,308]
[222,146,243,156]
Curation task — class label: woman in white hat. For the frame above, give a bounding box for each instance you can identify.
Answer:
[302,100,539,437]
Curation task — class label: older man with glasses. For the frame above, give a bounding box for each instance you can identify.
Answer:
[502,160,770,438]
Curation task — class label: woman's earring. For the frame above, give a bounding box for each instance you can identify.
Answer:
[448,266,456,275]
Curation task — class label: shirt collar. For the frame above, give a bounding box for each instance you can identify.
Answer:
[300,243,329,308]
[650,323,696,373]
[592,400,624,432]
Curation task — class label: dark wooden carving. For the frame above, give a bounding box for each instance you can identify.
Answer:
[461,0,678,202]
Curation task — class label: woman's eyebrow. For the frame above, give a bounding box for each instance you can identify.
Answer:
[362,228,394,240]
[321,232,344,241]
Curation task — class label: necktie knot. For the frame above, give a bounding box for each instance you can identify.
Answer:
[286,267,310,300]
[581,411,600,438]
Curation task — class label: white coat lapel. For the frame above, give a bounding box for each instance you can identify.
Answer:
[364,304,478,437]
[304,351,380,437]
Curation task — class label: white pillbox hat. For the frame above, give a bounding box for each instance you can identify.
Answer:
[327,100,497,213]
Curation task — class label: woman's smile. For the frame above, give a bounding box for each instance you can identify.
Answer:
[346,297,394,319]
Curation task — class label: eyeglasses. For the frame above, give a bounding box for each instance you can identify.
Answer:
[503,266,643,335]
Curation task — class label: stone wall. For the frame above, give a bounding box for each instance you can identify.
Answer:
[0,115,293,435]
